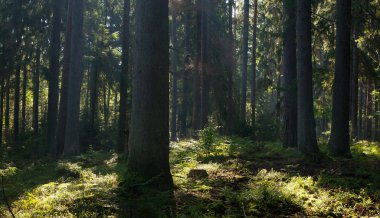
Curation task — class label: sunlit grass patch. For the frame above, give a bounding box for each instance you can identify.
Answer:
[352,140,380,160]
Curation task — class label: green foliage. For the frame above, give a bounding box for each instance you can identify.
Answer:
[198,124,219,156]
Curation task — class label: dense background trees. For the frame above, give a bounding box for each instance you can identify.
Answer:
[1,0,380,215]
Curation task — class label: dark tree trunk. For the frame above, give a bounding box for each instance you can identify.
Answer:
[251,0,258,126]
[5,74,10,141]
[192,0,202,132]
[117,0,130,152]
[350,34,359,141]
[329,0,351,156]
[200,0,209,128]
[225,0,235,134]
[179,2,191,137]
[128,0,173,190]
[282,0,297,148]
[63,0,84,156]
[56,0,73,155]
[0,80,4,146]
[47,0,62,152]
[89,63,99,146]
[358,83,363,139]
[170,15,178,141]
[296,0,319,155]
[366,81,373,141]
[240,0,249,122]
[33,47,41,137]
[14,65,20,142]
[22,62,27,134]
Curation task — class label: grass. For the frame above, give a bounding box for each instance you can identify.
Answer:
[1,138,380,217]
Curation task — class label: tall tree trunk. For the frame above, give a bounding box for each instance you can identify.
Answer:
[179,1,191,137]
[14,65,20,142]
[240,0,249,122]
[0,80,4,147]
[366,81,373,141]
[170,15,178,141]
[350,33,359,141]
[22,62,27,134]
[282,0,297,147]
[225,0,235,134]
[128,0,173,190]
[329,0,351,156]
[89,63,99,146]
[200,0,209,128]
[63,0,84,156]
[251,0,258,126]
[47,0,62,152]
[56,0,73,155]
[192,0,202,132]
[358,83,363,139]
[5,74,10,141]
[33,47,40,137]
[296,0,319,156]
[118,0,130,152]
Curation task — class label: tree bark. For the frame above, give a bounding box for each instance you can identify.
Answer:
[200,0,209,128]
[47,0,62,152]
[117,0,130,152]
[128,0,173,190]
[22,62,27,134]
[296,0,320,156]
[14,65,20,142]
[192,0,202,132]
[63,0,84,156]
[5,74,10,141]
[251,0,258,126]
[282,0,297,148]
[170,15,178,141]
[33,47,40,137]
[56,0,73,155]
[240,0,249,122]
[0,80,4,146]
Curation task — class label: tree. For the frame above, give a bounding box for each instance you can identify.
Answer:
[127,0,173,189]
[117,0,130,152]
[251,0,258,126]
[33,47,40,137]
[296,0,319,155]
[282,0,297,147]
[240,0,249,122]
[56,0,73,155]
[170,15,178,141]
[192,0,202,132]
[47,0,62,151]
[63,0,85,156]
[329,0,351,156]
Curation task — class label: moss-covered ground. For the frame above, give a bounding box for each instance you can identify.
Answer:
[1,137,380,217]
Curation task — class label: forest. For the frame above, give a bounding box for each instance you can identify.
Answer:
[0,0,380,217]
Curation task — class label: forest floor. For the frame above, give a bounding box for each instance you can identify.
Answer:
[0,137,380,217]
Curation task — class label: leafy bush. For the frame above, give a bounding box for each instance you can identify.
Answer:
[198,124,219,156]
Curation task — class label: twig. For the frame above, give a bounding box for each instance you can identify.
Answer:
[1,176,16,218]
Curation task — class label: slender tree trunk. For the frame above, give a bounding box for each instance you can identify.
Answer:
[118,0,130,152]
[282,0,297,148]
[240,0,249,122]
[329,0,351,156]
[89,63,99,146]
[366,81,373,141]
[5,74,10,141]
[22,62,27,134]
[350,33,359,141]
[47,0,62,152]
[0,80,4,147]
[128,0,173,190]
[14,65,20,142]
[179,2,191,137]
[358,83,363,139]
[192,0,202,132]
[200,0,209,128]
[296,0,319,156]
[251,0,258,126]
[33,47,40,137]
[63,0,84,156]
[170,15,178,141]
[56,0,73,155]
